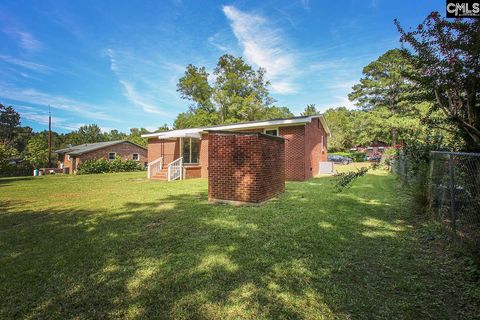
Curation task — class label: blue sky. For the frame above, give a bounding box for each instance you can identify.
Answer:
[0,0,443,133]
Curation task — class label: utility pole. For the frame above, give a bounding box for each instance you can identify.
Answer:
[48,104,52,168]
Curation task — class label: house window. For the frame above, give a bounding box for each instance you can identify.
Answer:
[108,152,116,160]
[182,138,199,164]
[132,153,139,161]
[67,155,71,161]
[264,128,278,136]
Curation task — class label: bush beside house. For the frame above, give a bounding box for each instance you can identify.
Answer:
[77,157,144,174]
[0,162,32,177]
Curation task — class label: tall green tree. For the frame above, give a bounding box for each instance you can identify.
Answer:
[348,49,419,145]
[128,128,149,147]
[261,106,293,119]
[213,54,274,122]
[106,129,128,141]
[177,65,214,113]
[395,12,480,150]
[0,104,21,144]
[301,104,319,116]
[77,124,105,144]
[12,126,33,154]
[156,124,170,132]
[24,135,48,168]
[323,107,357,151]
[0,142,18,165]
[175,54,285,129]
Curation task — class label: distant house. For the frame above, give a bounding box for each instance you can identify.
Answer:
[54,140,147,174]
[350,141,392,159]
[141,115,331,181]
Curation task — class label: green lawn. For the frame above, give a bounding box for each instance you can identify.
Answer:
[0,167,478,319]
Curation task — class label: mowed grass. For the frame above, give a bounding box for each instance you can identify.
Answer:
[0,166,478,319]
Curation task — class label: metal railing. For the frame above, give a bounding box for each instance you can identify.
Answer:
[147,156,163,179]
[167,157,183,181]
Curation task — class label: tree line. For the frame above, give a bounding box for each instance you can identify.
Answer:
[1,10,478,175]
[0,104,169,171]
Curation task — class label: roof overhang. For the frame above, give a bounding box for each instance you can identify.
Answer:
[142,115,331,139]
[151,130,202,139]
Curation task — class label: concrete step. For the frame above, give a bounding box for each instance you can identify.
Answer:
[151,175,168,181]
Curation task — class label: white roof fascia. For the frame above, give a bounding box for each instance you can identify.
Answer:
[205,117,312,132]
[141,115,331,138]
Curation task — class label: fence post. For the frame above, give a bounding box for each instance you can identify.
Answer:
[427,153,434,212]
[404,152,408,184]
[448,154,457,233]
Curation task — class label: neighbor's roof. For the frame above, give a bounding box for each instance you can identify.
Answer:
[54,140,146,156]
[142,114,331,139]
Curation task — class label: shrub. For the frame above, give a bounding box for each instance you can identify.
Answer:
[392,138,443,211]
[380,148,397,169]
[0,162,32,177]
[77,157,144,175]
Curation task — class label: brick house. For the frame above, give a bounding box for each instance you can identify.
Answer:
[142,115,330,181]
[55,140,148,174]
[350,141,392,160]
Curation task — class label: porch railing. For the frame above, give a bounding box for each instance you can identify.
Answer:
[168,157,183,181]
[147,156,163,179]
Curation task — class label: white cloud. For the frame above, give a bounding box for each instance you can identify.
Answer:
[208,34,229,52]
[99,126,117,133]
[326,80,357,90]
[333,95,356,109]
[299,0,310,10]
[0,55,51,73]
[222,5,297,94]
[15,105,81,131]
[3,28,43,52]
[105,48,181,116]
[270,81,297,94]
[119,80,169,116]
[0,84,118,122]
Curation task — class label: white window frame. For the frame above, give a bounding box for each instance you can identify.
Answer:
[181,138,200,164]
[132,153,140,161]
[67,154,71,161]
[264,128,279,136]
[108,152,116,160]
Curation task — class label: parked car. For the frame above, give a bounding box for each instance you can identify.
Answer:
[328,155,353,165]
[365,155,381,162]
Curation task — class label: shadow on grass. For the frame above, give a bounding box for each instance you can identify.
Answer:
[0,174,477,319]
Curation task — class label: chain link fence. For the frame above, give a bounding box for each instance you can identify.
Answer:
[392,151,480,251]
[428,151,480,249]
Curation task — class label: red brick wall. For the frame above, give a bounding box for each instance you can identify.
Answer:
[208,131,285,204]
[184,166,202,179]
[199,134,209,178]
[305,118,328,178]
[78,142,147,165]
[60,153,74,171]
[147,138,179,164]
[279,125,307,180]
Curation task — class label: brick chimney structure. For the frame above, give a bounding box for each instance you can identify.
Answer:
[207,131,285,205]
